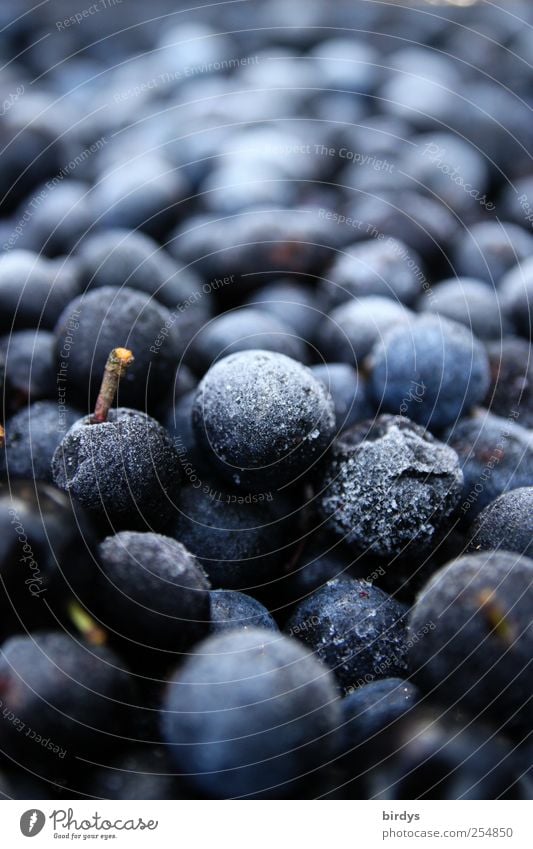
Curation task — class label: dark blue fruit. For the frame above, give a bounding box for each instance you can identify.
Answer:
[286,578,408,692]
[53,287,178,413]
[370,709,530,800]
[310,363,373,433]
[192,350,336,490]
[95,531,210,652]
[161,628,340,798]
[171,484,288,595]
[0,631,134,764]
[319,415,463,559]
[1,401,79,483]
[369,315,490,431]
[467,488,533,558]
[209,589,278,634]
[445,410,533,520]
[52,408,181,530]
[190,308,307,375]
[408,551,533,733]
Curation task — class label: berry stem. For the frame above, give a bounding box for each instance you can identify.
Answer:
[91,348,134,424]
[67,600,107,646]
[478,588,515,645]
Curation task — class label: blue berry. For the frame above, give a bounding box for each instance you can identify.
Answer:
[285,577,408,692]
[16,180,92,256]
[190,308,307,375]
[85,747,190,800]
[370,709,529,800]
[95,531,210,653]
[78,228,203,310]
[0,631,134,764]
[209,590,278,634]
[244,280,320,340]
[369,315,490,431]
[408,550,533,733]
[170,484,288,594]
[192,350,336,490]
[90,154,188,239]
[468,488,533,558]
[419,277,508,341]
[339,678,420,784]
[445,410,533,520]
[453,222,533,286]
[53,287,178,413]
[485,337,533,428]
[1,400,80,482]
[310,363,373,432]
[1,330,56,407]
[319,415,463,559]
[161,628,340,798]
[324,238,423,308]
[0,481,96,639]
[52,408,181,530]
[0,251,79,333]
[318,297,412,367]
[500,256,533,340]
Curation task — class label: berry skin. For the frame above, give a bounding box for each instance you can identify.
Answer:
[170,364,197,400]
[89,153,188,239]
[318,415,463,559]
[0,251,79,333]
[467,487,533,558]
[1,401,80,483]
[317,297,412,367]
[53,286,178,413]
[243,280,320,340]
[192,350,336,490]
[95,531,210,653]
[77,228,201,309]
[16,180,93,257]
[323,238,423,308]
[419,277,509,341]
[400,132,489,217]
[0,631,134,765]
[370,709,530,800]
[310,364,373,433]
[164,390,212,478]
[339,677,420,786]
[408,551,533,733]
[368,315,491,431]
[209,589,278,634]
[344,191,457,260]
[379,48,459,131]
[190,308,307,375]
[445,410,533,520]
[76,234,211,360]
[161,627,341,798]
[85,747,191,800]
[310,38,379,94]
[341,677,420,749]
[169,209,334,286]
[0,330,56,408]
[51,408,181,530]
[500,256,533,340]
[280,530,356,610]
[452,221,533,287]
[485,337,533,428]
[0,481,96,639]
[285,578,408,692]
[170,484,288,595]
